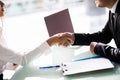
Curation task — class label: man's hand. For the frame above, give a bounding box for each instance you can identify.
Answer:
[90,42,97,53]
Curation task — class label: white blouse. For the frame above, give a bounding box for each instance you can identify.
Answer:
[0,27,51,74]
[0,41,51,74]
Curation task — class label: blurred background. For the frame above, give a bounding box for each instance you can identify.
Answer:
[5,0,85,16]
[2,0,110,52]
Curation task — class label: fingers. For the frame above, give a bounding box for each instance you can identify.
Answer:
[90,42,97,53]
[47,32,74,47]
[60,32,74,41]
[58,32,74,47]
[58,37,72,47]
[47,35,60,46]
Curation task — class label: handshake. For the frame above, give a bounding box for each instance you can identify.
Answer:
[47,32,98,54]
[47,32,74,47]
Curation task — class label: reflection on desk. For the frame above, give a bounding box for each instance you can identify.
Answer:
[11,46,120,80]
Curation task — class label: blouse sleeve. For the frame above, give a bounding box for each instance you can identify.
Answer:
[0,41,51,66]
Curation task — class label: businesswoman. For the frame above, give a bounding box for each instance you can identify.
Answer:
[0,1,61,80]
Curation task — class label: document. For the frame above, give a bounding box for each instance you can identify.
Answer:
[61,57,114,75]
[25,77,64,80]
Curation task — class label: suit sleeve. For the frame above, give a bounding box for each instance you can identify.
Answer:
[94,43,120,63]
[73,21,113,46]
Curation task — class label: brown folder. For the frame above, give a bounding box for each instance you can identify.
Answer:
[44,9,74,37]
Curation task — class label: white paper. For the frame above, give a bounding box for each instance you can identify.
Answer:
[3,70,15,79]
[25,77,64,80]
[61,58,114,75]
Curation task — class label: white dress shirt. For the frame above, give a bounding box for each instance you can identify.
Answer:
[111,0,119,13]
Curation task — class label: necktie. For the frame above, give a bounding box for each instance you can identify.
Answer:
[112,13,115,24]
[111,13,115,30]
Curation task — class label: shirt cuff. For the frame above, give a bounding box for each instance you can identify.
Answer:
[41,41,51,55]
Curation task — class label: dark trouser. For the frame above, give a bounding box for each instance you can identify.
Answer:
[0,73,3,80]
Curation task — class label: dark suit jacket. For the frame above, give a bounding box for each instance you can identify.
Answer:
[73,0,120,63]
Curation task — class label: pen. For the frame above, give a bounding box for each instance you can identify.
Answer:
[39,56,100,69]
[73,55,101,61]
[73,56,115,64]
[39,65,60,69]
[39,55,115,69]
[39,56,101,69]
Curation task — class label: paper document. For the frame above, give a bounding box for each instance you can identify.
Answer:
[61,58,114,75]
[25,77,64,80]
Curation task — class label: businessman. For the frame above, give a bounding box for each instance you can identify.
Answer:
[58,0,120,63]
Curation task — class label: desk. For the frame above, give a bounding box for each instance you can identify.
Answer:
[11,46,120,80]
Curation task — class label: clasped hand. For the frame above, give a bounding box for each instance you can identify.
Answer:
[48,32,74,47]
[48,32,98,54]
